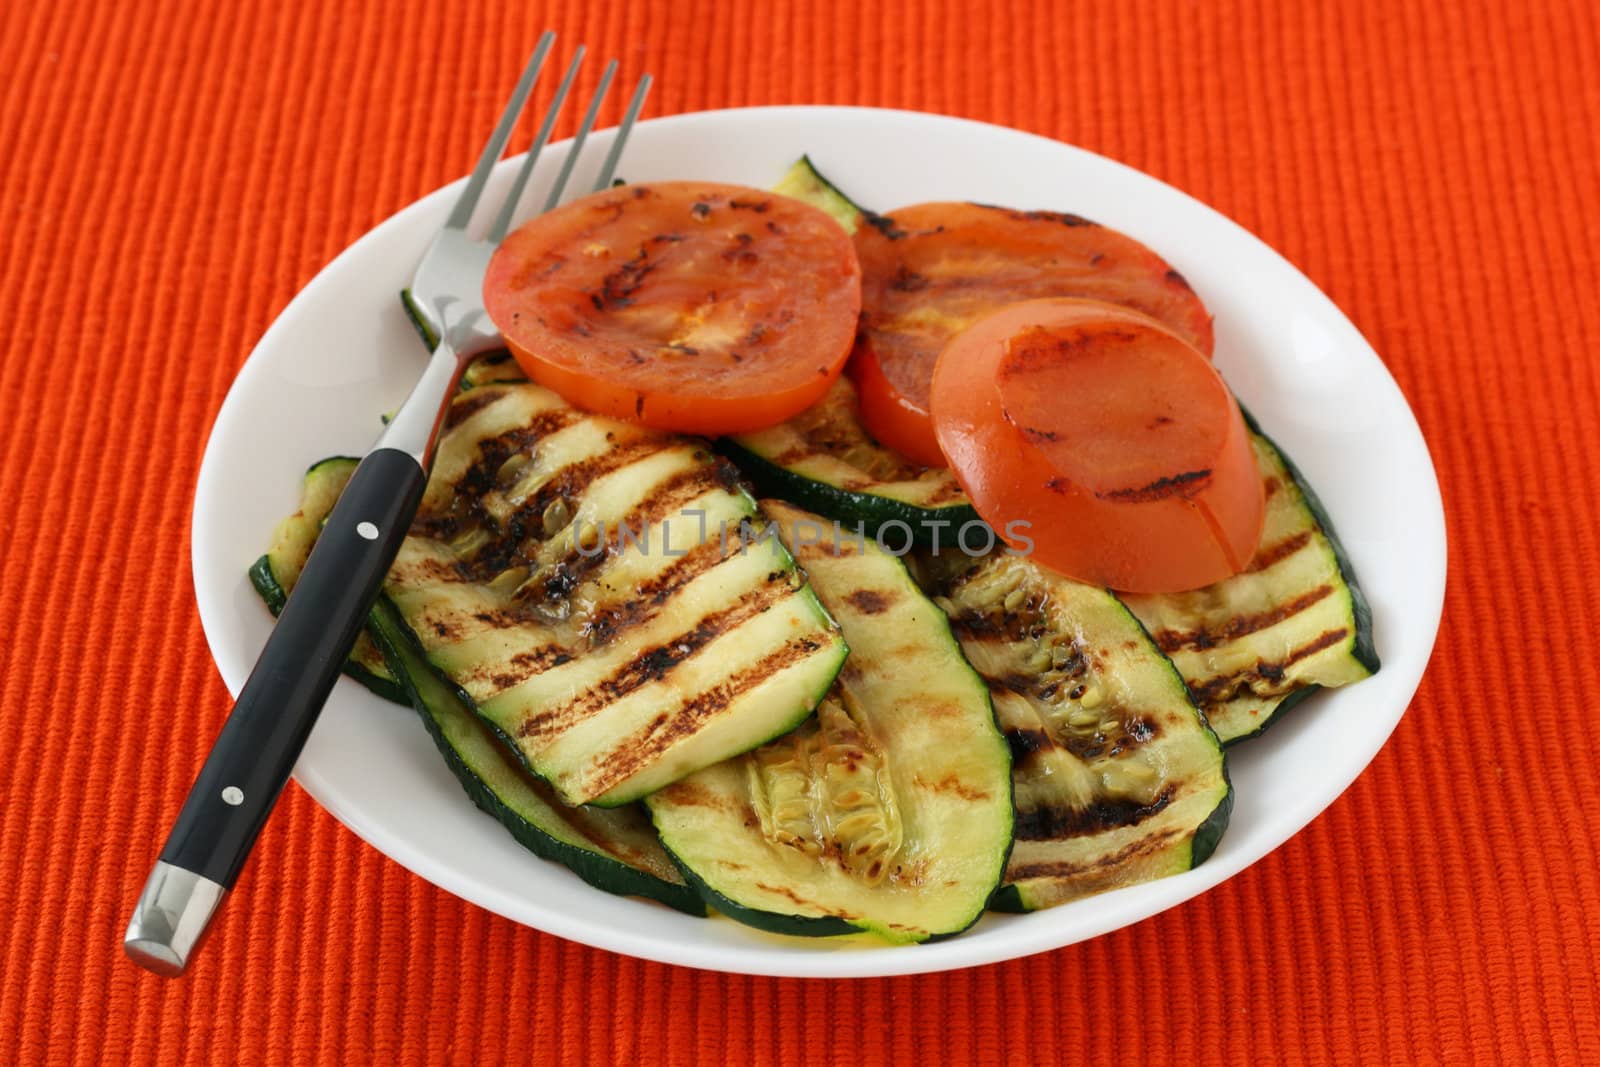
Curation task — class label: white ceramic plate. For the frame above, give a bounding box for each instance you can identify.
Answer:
[192,106,1445,977]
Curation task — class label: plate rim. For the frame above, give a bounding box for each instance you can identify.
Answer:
[191,103,1447,978]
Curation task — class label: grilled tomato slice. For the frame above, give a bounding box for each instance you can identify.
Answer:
[852,202,1213,466]
[483,181,862,435]
[931,298,1261,593]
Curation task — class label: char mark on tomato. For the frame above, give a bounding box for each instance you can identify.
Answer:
[889,266,929,292]
[861,212,908,240]
[1095,469,1214,503]
[968,202,1097,228]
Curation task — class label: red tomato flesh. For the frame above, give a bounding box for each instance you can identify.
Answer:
[483,182,862,435]
[931,299,1262,593]
[852,202,1214,466]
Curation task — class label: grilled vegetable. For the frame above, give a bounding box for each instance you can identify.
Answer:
[252,456,702,912]
[930,298,1264,592]
[925,553,1231,911]
[385,380,848,806]
[1121,419,1379,743]
[366,598,704,914]
[482,181,863,435]
[647,501,1013,942]
[720,377,978,543]
[852,201,1216,466]
[461,350,530,388]
[248,456,405,704]
[772,154,866,232]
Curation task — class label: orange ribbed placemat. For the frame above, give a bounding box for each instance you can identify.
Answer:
[3,0,1597,1062]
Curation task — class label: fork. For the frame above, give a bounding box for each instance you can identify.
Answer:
[124,34,653,978]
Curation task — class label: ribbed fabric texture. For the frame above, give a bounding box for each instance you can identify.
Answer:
[2,0,1597,1062]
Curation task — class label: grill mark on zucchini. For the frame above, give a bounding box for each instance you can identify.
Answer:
[1006,827,1184,882]
[1245,529,1314,572]
[1121,422,1378,743]
[587,634,832,794]
[514,576,800,743]
[845,589,894,615]
[652,780,741,813]
[581,537,729,645]
[754,881,856,917]
[491,464,725,617]
[1006,727,1049,762]
[719,374,975,538]
[488,646,574,689]
[1150,583,1335,652]
[412,408,581,541]
[450,438,669,581]
[646,498,1011,940]
[913,774,993,801]
[1187,627,1351,704]
[443,387,508,430]
[384,379,849,806]
[1015,788,1175,840]
[256,445,705,913]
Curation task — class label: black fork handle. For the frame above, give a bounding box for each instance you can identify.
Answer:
[160,448,426,884]
[124,448,425,975]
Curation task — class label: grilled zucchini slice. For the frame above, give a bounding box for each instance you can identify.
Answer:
[1120,420,1379,743]
[386,380,847,806]
[647,501,1013,942]
[925,553,1231,911]
[249,456,405,704]
[252,455,702,912]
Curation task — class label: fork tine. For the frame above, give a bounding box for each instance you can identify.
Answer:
[591,75,653,192]
[541,59,618,212]
[487,47,587,242]
[444,32,556,231]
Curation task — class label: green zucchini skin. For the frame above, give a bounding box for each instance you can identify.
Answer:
[661,854,857,938]
[365,597,705,915]
[647,501,1014,943]
[399,288,437,350]
[716,436,980,543]
[1216,683,1321,747]
[986,886,1026,913]
[772,155,868,233]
